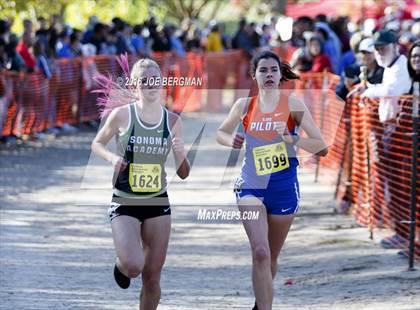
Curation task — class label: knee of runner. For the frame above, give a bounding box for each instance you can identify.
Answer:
[142,272,162,290]
[123,260,144,278]
[252,245,270,263]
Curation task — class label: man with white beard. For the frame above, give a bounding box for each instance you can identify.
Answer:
[360,29,411,121]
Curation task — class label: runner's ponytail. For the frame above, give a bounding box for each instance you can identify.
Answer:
[92,53,135,119]
[93,55,162,119]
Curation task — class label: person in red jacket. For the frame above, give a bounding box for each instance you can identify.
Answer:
[308,35,332,72]
[16,32,36,72]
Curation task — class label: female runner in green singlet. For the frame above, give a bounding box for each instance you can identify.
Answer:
[92,58,190,310]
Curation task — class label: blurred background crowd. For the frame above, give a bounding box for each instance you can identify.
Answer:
[0,1,418,76]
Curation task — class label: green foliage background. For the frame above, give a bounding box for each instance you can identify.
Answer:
[0,0,281,34]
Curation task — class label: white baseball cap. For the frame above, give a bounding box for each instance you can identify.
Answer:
[359,38,375,53]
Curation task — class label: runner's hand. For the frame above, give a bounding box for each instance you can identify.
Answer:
[232,133,245,149]
[172,137,185,155]
[278,128,294,144]
[111,155,128,172]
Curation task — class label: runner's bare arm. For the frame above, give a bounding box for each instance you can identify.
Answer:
[289,97,328,156]
[91,107,128,169]
[170,115,190,179]
[217,98,248,147]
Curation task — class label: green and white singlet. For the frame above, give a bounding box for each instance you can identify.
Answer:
[113,103,172,198]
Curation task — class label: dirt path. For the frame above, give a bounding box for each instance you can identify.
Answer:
[1,114,419,310]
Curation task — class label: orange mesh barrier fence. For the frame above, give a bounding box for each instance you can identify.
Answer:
[55,58,82,127]
[327,94,419,260]
[293,72,343,176]
[1,71,22,137]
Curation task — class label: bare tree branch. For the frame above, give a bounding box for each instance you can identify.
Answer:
[207,0,223,22]
[160,0,183,21]
[187,0,194,17]
[191,0,214,19]
[177,0,186,17]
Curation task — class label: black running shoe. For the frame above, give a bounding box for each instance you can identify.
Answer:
[114,264,130,289]
[252,300,258,310]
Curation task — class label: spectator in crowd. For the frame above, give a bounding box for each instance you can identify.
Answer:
[411,21,420,39]
[178,18,191,46]
[360,29,411,120]
[291,19,342,74]
[115,22,136,55]
[0,19,9,44]
[48,14,61,57]
[357,38,385,84]
[186,27,204,52]
[151,25,171,52]
[131,24,148,56]
[70,30,83,57]
[33,39,52,79]
[249,22,261,50]
[290,41,312,73]
[308,35,332,72]
[111,17,126,37]
[35,17,50,54]
[32,39,53,140]
[218,22,230,50]
[407,40,420,94]
[16,32,36,72]
[100,27,117,55]
[232,19,254,58]
[22,19,33,36]
[265,16,278,44]
[338,31,364,75]
[259,24,271,49]
[88,22,106,55]
[315,21,342,74]
[0,21,9,69]
[331,16,351,54]
[167,24,185,56]
[206,23,223,52]
[144,16,158,39]
[81,15,98,44]
[315,14,328,24]
[6,34,25,72]
[0,39,7,70]
[291,16,314,48]
[56,30,72,58]
[232,18,245,49]
[336,38,384,100]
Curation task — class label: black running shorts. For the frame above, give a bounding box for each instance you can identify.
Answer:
[108,192,171,223]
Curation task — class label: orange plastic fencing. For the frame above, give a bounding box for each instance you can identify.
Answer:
[294,72,343,174]
[1,71,22,137]
[329,94,419,258]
